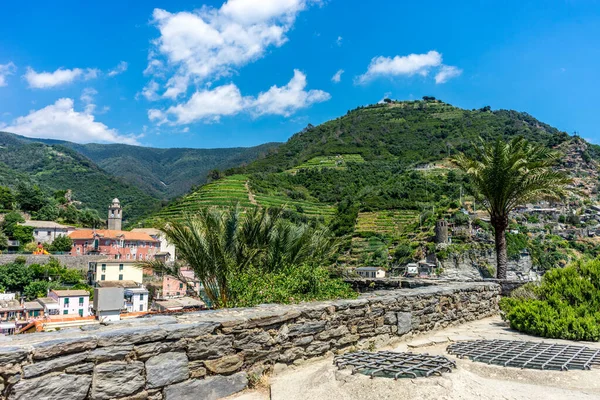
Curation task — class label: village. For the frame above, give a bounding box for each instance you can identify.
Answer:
[0,198,206,335]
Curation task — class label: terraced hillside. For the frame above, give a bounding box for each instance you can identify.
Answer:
[149,174,335,223]
[287,154,365,174]
[355,210,419,235]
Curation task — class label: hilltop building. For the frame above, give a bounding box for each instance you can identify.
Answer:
[107,198,122,231]
[18,220,75,244]
[69,229,159,260]
[48,290,91,317]
[131,228,176,262]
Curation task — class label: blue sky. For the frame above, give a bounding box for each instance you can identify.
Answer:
[0,0,599,148]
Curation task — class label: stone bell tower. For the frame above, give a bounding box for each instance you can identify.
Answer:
[107,198,122,231]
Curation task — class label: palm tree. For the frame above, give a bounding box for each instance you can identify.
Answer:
[452,137,571,279]
[141,206,337,308]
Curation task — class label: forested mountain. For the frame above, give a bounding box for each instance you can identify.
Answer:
[0,132,279,223]
[152,98,596,269]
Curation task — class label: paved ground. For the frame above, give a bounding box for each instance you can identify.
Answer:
[229,316,600,400]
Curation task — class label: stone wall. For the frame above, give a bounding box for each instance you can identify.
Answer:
[0,254,105,271]
[0,282,500,400]
[439,249,537,281]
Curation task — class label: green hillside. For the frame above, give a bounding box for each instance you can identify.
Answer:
[153,98,586,267]
[0,133,160,223]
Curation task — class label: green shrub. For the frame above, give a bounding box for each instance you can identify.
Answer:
[500,258,600,341]
[229,264,357,307]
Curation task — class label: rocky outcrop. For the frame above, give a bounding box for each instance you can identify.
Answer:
[439,249,537,281]
[0,282,500,400]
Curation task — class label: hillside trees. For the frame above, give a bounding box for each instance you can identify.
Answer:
[453,137,571,279]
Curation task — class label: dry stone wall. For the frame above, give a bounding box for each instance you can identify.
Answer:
[0,282,500,400]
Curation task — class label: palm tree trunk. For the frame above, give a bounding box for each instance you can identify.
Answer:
[491,215,509,280]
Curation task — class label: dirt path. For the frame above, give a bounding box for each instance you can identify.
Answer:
[245,180,258,205]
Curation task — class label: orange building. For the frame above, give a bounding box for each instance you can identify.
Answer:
[69,229,160,261]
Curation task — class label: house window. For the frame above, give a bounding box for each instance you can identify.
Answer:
[179,283,183,290]
[119,264,124,271]
[47,231,51,236]
[64,298,69,307]
[34,230,39,235]
[119,274,123,281]
[105,240,110,246]
[139,304,144,311]
[79,297,84,306]
[140,294,144,301]
[101,264,106,272]
[101,275,105,281]
[63,310,68,315]
[78,309,83,317]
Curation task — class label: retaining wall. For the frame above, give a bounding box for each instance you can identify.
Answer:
[0,282,500,400]
[0,254,105,271]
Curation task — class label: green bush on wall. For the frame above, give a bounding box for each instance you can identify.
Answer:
[500,258,600,341]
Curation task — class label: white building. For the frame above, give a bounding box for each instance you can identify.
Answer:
[88,260,144,286]
[93,287,124,323]
[19,221,75,244]
[124,287,149,313]
[49,290,91,317]
[131,228,176,262]
[356,267,386,279]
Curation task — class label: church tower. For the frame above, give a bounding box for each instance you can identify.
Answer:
[107,198,122,231]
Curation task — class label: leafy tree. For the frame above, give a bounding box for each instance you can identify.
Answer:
[0,261,33,292]
[12,225,34,249]
[0,231,7,250]
[0,186,15,210]
[142,206,341,308]
[78,208,102,228]
[34,203,60,221]
[59,204,79,224]
[23,280,61,300]
[1,211,24,237]
[49,235,73,252]
[453,137,571,279]
[16,183,47,213]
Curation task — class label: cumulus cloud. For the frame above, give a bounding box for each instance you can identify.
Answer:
[138,80,161,101]
[1,98,139,144]
[0,62,16,87]
[435,65,462,84]
[107,61,128,77]
[356,51,443,84]
[331,69,344,83]
[252,69,330,116]
[153,69,329,124]
[24,67,99,89]
[146,0,318,98]
[80,87,98,113]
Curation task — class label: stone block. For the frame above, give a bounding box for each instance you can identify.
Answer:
[161,322,220,340]
[337,334,360,346]
[187,334,233,360]
[163,373,248,400]
[135,340,186,361]
[8,374,91,400]
[146,352,189,389]
[23,351,89,378]
[0,347,29,365]
[32,336,97,360]
[246,310,301,328]
[88,345,133,362]
[204,354,244,374]
[315,325,349,341]
[65,362,94,374]
[397,312,412,335]
[287,321,326,337]
[96,326,166,347]
[188,361,206,378]
[91,361,145,400]
[233,330,273,350]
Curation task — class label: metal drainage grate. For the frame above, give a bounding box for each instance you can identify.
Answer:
[333,351,456,379]
[447,339,600,371]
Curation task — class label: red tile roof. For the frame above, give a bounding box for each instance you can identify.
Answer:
[69,229,158,242]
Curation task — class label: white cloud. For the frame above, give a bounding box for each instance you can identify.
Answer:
[147,0,317,98]
[435,65,462,84]
[153,69,329,124]
[0,62,16,87]
[336,36,342,46]
[24,67,99,89]
[356,51,442,84]
[139,80,161,101]
[107,61,128,77]
[252,70,330,116]
[331,69,344,83]
[80,87,98,113]
[162,84,247,124]
[1,98,139,144]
